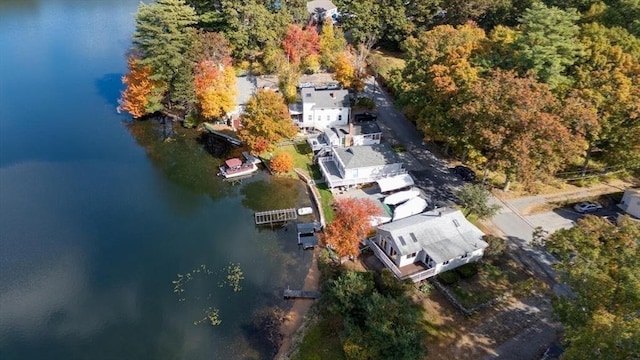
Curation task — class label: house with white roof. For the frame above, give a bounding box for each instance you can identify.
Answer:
[292,87,350,131]
[368,208,488,283]
[307,0,338,23]
[317,143,406,189]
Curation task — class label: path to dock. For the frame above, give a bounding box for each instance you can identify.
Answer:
[294,168,326,228]
[203,122,243,146]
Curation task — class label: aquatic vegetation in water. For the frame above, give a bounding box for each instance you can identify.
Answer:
[219,263,244,292]
[171,263,244,326]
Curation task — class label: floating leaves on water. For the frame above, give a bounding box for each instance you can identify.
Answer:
[194,307,221,326]
[171,263,243,326]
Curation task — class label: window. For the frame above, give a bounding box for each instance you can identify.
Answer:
[338,115,342,121]
[443,260,450,265]
[308,115,312,121]
[327,115,330,121]
[460,253,468,259]
[317,116,321,121]
[407,252,417,259]
[389,247,397,257]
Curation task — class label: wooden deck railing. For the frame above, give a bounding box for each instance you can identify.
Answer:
[318,157,408,189]
[368,240,437,282]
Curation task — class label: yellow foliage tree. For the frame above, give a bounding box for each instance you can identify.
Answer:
[333,51,356,89]
[194,60,237,119]
[269,152,294,173]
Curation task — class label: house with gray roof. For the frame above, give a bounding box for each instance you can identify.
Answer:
[318,143,406,189]
[294,87,350,131]
[307,122,382,152]
[369,208,488,282]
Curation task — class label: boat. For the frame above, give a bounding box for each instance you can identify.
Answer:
[219,158,258,179]
[297,207,313,216]
[383,188,421,205]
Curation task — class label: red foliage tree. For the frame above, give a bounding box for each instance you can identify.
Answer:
[322,198,382,258]
[282,24,320,64]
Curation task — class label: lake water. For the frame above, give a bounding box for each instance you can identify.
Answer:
[0,1,312,359]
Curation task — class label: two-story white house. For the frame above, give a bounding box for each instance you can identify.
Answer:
[317,143,406,189]
[368,208,488,283]
[293,87,350,131]
[307,0,339,23]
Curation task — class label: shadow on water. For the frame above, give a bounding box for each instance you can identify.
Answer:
[240,178,304,212]
[126,117,234,201]
[95,73,123,109]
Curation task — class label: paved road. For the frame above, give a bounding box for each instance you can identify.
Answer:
[363,78,463,208]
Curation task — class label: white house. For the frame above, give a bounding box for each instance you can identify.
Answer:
[369,208,488,283]
[293,87,350,131]
[307,122,382,151]
[618,188,640,218]
[317,143,406,189]
[307,0,338,22]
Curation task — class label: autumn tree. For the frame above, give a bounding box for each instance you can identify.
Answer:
[132,0,198,109]
[282,24,320,65]
[319,20,347,69]
[546,216,640,360]
[570,23,640,170]
[322,198,381,258]
[437,0,506,26]
[237,90,298,154]
[269,152,294,173]
[399,23,486,154]
[333,50,357,89]
[277,62,301,104]
[119,56,165,118]
[454,70,584,190]
[194,60,237,119]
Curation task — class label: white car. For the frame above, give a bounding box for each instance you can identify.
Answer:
[573,201,602,213]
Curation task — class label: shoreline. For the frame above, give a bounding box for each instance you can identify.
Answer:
[275,250,321,359]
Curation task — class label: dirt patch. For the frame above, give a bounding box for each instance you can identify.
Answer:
[275,250,321,359]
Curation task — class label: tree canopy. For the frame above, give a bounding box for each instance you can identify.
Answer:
[546,216,640,360]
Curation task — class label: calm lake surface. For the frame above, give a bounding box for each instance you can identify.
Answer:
[0,1,311,359]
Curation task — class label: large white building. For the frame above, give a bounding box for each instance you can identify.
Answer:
[293,87,350,131]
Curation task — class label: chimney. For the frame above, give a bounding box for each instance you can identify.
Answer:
[348,122,354,146]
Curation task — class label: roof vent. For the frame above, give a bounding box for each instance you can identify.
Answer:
[453,219,460,227]
[329,92,335,98]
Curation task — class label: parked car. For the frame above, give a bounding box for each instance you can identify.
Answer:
[353,112,377,122]
[454,165,476,181]
[573,201,603,213]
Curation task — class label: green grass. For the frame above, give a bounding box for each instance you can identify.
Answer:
[294,315,346,360]
[367,49,406,79]
[316,183,335,223]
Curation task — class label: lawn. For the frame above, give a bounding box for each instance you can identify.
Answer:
[271,143,335,222]
[367,49,406,80]
[442,259,538,310]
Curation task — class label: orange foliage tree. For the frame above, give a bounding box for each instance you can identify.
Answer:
[322,198,382,258]
[119,56,164,118]
[194,60,237,119]
[282,24,320,64]
[269,152,294,173]
[238,90,298,154]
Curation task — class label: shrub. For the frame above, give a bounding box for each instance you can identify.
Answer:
[437,271,459,285]
[269,152,294,173]
[456,263,478,279]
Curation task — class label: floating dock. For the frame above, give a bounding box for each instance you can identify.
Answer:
[283,288,320,299]
[254,208,298,225]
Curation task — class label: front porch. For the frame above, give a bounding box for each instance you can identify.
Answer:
[366,240,436,282]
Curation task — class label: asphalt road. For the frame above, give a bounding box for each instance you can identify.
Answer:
[363,77,463,208]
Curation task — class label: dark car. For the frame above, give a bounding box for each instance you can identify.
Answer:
[353,112,377,122]
[454,165,476,181]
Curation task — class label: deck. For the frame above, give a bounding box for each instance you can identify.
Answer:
[254,208,298,225]
[203,123,243,146]
[283,288,319,299]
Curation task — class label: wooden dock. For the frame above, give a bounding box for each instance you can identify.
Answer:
[203,123,243,146]
[284,288,320,299]
[255,208,297,225]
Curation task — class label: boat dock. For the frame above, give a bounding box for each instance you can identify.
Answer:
[283,288,320,299]
[254,208,298,225]
[203,123,243,146]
